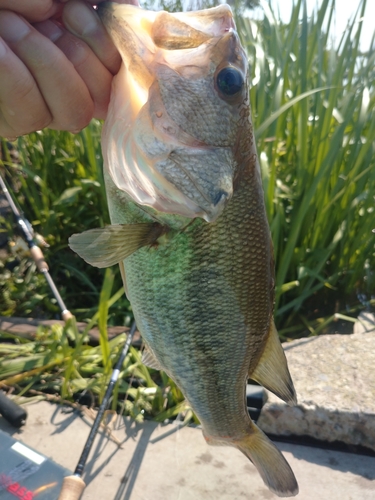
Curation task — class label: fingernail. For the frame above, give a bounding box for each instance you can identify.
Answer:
[64,1,100,38]
[34,20,64,43]
[0,11,31,43]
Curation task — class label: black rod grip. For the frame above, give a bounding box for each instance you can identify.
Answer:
[0,391,27,427]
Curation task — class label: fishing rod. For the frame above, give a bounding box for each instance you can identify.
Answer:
[0,172,73,428]
[58,320,137,500]
[1,171,137,494]
[0,173,73,322]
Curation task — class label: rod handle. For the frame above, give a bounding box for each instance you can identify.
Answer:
[0,391,27,427]
[62,310,74,322]
[58,475,86,500]
[29,245,49,271]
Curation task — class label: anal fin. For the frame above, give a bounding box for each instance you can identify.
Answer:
[249,320,297,405]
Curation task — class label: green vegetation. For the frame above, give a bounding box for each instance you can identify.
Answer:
[0,0,374,416]
[238,0,375,334]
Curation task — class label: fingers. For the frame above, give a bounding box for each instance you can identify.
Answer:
[63,0,121,75]
[0,37,51,139]
[0,0,62,23]
[0,0,141,138]
[62,0,141,75]
[35,19,113,119]
[0,10,93,135]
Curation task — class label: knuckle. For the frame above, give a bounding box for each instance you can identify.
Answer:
[55,34,91,69]
[10,76,36,102]
[72,109,93,132]
[16,1,57,23]
[0,112,51,138]
[28,114,52,132]
[34,1,56,20]
[57,104,94,133]
[0,71,52,135]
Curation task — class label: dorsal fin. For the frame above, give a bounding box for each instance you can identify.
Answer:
[69,223,166,268]
[249,320,297,406]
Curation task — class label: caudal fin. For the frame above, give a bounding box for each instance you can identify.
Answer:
[236,423,298,497]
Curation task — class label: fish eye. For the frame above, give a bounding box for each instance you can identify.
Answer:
[216,67,244,96]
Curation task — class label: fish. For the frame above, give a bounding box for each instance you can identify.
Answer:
[69,3,298,497]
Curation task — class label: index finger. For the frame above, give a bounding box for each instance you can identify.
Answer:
[0,37,52,138]
[62,0,139,75]
[0,0,62,23]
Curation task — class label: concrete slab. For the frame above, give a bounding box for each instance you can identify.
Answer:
[0,401,374,499]
[258,333,375,451]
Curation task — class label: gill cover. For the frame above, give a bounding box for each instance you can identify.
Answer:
[98,3,248,223]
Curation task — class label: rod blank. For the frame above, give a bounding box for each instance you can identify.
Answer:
[0,172,72,322]
[58,322,137,500]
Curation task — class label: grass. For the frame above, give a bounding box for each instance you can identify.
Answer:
[0,274,192,423]
[0,124,131,323]
[236,0,375,332]
[0,0,374,416]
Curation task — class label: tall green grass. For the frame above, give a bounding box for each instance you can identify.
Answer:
[236,0,375,330]
[0,123,131,322]
[0,0,374,414]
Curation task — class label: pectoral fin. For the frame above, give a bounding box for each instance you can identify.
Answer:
[249,320,297,405]
[141,347,163,370]
[69,223,166,268]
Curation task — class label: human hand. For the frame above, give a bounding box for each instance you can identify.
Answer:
[0,0,138,139]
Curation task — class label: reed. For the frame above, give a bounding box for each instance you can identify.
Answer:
[236,0,375,331]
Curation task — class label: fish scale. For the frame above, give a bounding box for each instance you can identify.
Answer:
[70,3,299,497]
[117,161,271,434]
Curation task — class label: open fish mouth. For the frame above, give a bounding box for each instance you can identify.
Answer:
[98,3,248,223]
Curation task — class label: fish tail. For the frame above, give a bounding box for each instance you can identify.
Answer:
[236,423,298,498]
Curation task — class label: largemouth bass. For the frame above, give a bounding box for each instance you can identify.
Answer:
[70,3,298,496]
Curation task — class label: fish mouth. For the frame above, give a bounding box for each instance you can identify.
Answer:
[99,3,247,223]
